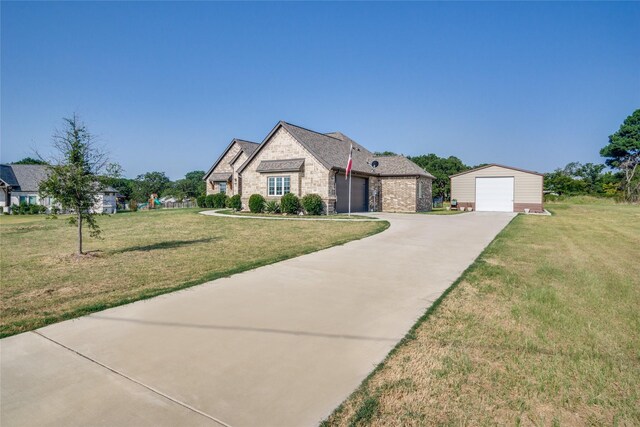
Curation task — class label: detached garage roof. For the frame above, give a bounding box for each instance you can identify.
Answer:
[450,163,544,178]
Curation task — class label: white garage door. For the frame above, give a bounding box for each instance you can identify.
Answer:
[475,177,514,212]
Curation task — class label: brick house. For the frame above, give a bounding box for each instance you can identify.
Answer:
[203,121,434,213]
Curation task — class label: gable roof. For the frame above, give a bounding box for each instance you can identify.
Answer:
[449,163,544,178]
[238,121,435,178]
[204,138,259,180]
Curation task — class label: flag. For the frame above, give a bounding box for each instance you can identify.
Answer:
[345,143,353,179]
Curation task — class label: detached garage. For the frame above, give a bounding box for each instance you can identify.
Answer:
[450,164,544,213]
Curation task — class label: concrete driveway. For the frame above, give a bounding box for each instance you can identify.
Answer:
[1,212,515,427]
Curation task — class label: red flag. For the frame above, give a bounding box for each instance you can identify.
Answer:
[345,143,353,179]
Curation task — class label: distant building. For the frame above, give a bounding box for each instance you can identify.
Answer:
[0,164,117,214]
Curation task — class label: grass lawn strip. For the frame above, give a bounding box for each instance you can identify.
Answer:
[323,200,640,426]
[0,209,388,337]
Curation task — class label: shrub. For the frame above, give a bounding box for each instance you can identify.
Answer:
[10,204,22,215]
[248,194,265,213]
[226,194,242,211]
[212,193,228,208]
[205,194,215,208]
[280,193,300,215]
[196,195,206,208]
[264,200,280,214]
[130,199,138,212]
[301,193,323,215]
[14,202,30,215]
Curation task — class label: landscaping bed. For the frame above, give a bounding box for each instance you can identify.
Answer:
[216,209,374,220]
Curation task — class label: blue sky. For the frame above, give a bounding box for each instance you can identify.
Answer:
[2,2,639,180]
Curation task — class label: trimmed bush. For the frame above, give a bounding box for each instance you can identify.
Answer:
[130,199,139,212]
[280,193,300,215]
[205,194,215,208]
[196,195,206,208]
[212,193,228,208]
[249,194,265,213]
[301,193,323,215]
[264,200,280,214]
[226,194,242,211]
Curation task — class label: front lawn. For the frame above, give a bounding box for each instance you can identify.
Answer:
[324,200,640,426]
[0,209,388,337]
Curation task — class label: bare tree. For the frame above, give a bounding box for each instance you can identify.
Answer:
[39,114,109,255]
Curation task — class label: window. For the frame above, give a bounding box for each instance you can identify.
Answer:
[219,182,227,194]
[267,176,290,196]
[29,195,37,205]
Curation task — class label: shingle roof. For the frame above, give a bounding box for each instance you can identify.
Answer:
[237,121,436,179]
[235,140,259,156]
[256,158,305,173]
[1,164,50,192]
[374,156,436,178]
[281,123,375,174]
[208,172,232,182]
[0,164,118,193]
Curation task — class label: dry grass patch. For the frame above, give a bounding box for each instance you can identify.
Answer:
[324,201,640,426]
[0,209,387,337]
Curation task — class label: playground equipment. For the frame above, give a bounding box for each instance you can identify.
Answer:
[148,193,161,209]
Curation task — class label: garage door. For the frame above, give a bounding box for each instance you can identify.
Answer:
[475,177,514,212]
[336,174,368,213]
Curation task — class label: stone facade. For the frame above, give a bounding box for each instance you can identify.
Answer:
[206,143,241,196]
[380,176,432,212]
[416,176,433,212]
[368,176,382,212]
[381,177,417,212]
[230,151,248,196]
[240,127,332,211]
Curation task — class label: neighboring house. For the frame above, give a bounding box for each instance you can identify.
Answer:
[450,164,544,213]
[204,121,435,213]
[0,164,118,214]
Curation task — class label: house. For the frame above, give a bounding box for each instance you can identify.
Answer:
[450,164,544,213]
[204,121,435,213]
[0,164,118,214]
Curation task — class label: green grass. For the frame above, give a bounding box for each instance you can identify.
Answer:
[324,199,640,426]
[0,209,388,337]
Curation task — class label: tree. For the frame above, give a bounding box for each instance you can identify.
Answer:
[600,109,640,201]
[39,115,108,255]
[161,170,205,200]
[132,171,171,201]
[12,157,48,165]
[544,169,587,195]
[100,163,134,201]
[408,154,470,199]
